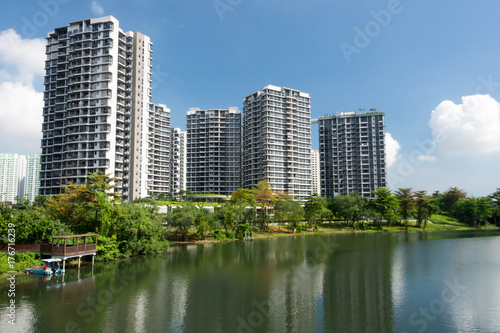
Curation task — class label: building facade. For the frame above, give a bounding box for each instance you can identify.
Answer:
[40,16,168,201]
[186,108,242,195]
[243,85,312,200]
[0,154,26,203]
[147,103,171,196]
[311,149,321,196]
[25,153,41,203]
[170,128,187,195]
[318,111,386,198]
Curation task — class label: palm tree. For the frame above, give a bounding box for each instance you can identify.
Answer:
[415,191,437,229]
[371,187,399,226]
[395,188,415,226]
[442,187,466,216]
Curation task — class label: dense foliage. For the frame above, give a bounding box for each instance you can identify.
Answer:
[1,174,498,269]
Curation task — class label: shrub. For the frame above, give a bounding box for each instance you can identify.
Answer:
[96,235,121,261]
[0,252,42,276]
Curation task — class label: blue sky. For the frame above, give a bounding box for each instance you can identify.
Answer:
[0,0,499,196]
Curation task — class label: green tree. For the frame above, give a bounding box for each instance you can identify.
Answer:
[455,197,493,227]
[43,172,120,235]
[196,207,212,240]
[395,188,415,225]
[231,188,255,205]
[489,188,500,226]
[371,187,399,226]
[273,199,303,232]
[442,187,466,216]
[170,203,198,241]
[0,207,72,244]
[415,191,437,229]
[253,180,275,230]
[231,188,256,232]
[304,195,329,229]
[113,203,169,256]
[33,195,49,208]
[86,172,121,236]
[333,193,368,228]
[213,203,236,232]
[431,191,444,213]
[44,181,94,231]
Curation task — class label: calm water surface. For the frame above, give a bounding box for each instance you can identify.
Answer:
[1,230,500,333]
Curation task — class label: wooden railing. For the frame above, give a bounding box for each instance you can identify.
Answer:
[40,243,97,256]
[0,244,42,252]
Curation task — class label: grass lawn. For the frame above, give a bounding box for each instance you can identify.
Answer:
[428,213,467,227]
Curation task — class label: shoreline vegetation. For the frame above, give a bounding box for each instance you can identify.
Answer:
[3,221,497,279]
[1,174,499,277]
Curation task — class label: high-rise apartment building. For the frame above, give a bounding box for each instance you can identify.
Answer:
[243,85,312,200]
[170,128,187,195]
[40,16,167,201]
[147,103,171,196]
[318,111,386,198]
[186,108,242,195]
[25,153,41,203]
[0,154,26,203]
[311,149,321,196]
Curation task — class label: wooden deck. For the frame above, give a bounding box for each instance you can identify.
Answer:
[41,234,98,259]
[40,243,97,256]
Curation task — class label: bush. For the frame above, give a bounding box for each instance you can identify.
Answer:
[0,252,42,276]
[114,204,170,256]
[213,230,224,241]
[96,235,121,261]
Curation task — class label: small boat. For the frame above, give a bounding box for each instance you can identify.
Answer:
[25,258,64,275]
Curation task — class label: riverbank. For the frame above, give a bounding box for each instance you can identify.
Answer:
[4,222,496,277]
[169,221,489,246]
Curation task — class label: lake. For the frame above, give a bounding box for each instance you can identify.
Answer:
[1,230,500,333]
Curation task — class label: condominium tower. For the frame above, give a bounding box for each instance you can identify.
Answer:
[318,111,386,198]
[311,149,321,196]
[243,85,312,200]
[40,16,169,201]
[147,103,171,196]
[25,153,41,203]
[186,108,242,195]
[170,128,187,195]
[0,154,26,202]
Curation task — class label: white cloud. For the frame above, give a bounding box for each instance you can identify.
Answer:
[0,81,43,152]
[0,29,45,155]
[415,155,437,162]
[0,29,45,85]
[91,1,105,16]
[385,132,400,168]
[429,94,500,155]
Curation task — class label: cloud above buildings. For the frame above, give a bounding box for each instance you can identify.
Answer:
[0,29,44,155]
[388,94,500,195]
[385,132,400,168]
[429,94,500,156]
[91,1,105,16]
[0,29,45,84]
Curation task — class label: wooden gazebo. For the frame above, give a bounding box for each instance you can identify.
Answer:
[40,234,98,272]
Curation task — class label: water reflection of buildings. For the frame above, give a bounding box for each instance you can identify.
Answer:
[322,234,394,332]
